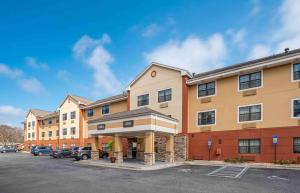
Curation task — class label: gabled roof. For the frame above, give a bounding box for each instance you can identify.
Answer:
[81,92,127,109]
[88,107,178,124]
[59,94,94,108]
[26,109,52,119]
[187,48,300,85]
[127,62,192,89]
[38,111,59,120]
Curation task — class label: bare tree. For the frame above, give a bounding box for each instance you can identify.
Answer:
[0,125,24,145]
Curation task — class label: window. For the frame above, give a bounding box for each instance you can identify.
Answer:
[293,63,300,81]
[28,122,31,128]
[32,121,35,127]
[70,127,76,135]
[87,109,94,117]
[102,105,109,115]
[48,119,52,125]
[239,104,262,122]
[63,128,67,136]
[292,99,300,118]
[71,111,76,119]
[239,71,261,90]
[198,81,215,97]
[42,121,45,125]
[62,113,67,121]
[97,124,105,130]
[293,138,300,153]
[28,133,31,138]
[239,139,260,154]
[42,132,45,138]
[56,119,59,123]
[197,110,216,126]
[123,120,134,127]
[56,130,59,136]
[138,94,149,106]
[32,132,35,138]
[48,131,52,138]
[158,88,172,103]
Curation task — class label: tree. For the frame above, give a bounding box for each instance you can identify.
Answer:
[0,125,24,145]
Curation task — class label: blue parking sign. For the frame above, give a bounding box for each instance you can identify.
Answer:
[272,135,278,145]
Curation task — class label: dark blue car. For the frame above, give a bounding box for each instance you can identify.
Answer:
[32,146,52,156]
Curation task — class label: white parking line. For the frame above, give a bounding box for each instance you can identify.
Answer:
[208,166,249,178]
[235,166,249,178]
[207,166,227,176]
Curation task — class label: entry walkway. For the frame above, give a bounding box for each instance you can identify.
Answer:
[76,159,183,171]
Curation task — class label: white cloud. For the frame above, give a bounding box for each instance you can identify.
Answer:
[142,24,160,37]
[144,33,227,73]
[248,44,272,59]
[57,70,71,81]
[250,0,261,16]
[18,78,45,95]
[0,105,26,127]
[227,28,247,47]
[0,63,23,78]
[25,57,48,70]
[73,34,121,94]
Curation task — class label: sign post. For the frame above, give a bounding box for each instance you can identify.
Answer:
[272,135,278,162]
[208,138,212,161]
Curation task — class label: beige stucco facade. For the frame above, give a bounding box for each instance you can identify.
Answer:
[188,63,300,133]
[25,112,38,141]
[59,97,81,139]
[40,117,59,141]
[129,65,184,133]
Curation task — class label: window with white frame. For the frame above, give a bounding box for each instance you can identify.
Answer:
[87,109,94,117]
[28,122,31,128]
[158,88,172,103]
[239,139,260,154]
[42,132,45,138]
[32,132,35,138]
[32,121,35,128]
[102,105,109,115]
[62,113,67,121]
[28,133,31,139]
[56,130,59,136]
[197,110,216,126]
[239,104,262,122]
[138,94,149,106]
[48,119,52,125]
[48,131,52,138]
[239,71,261,90]
[70,127,76,135]
[198,81,215,97]
[71,111,76,119]
[62,128,67,136]
[293,63,300,81]
[292,99,300,118]
[293,138,300,153]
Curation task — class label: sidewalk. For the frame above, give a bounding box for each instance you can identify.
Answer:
[75,160,184,171]
[186,160,300,170]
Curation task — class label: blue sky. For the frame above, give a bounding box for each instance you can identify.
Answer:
[0,0,299,127]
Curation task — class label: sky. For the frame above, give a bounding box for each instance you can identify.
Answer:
[0,0,300,127]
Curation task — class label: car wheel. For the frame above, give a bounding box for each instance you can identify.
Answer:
[82,154,89,160]
[38,152,42,156]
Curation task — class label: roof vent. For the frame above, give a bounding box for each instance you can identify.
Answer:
[284,48,290,53]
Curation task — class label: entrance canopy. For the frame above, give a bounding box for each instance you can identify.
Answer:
[87,107,178,136]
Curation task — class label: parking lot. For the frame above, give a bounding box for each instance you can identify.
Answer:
[0,153,300,193]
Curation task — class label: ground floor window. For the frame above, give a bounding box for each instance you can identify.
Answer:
[293,138,300,153]
[239,139,260,154]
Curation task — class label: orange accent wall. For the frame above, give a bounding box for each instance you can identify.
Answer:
[188,126,300,163]
[182,75,189,134]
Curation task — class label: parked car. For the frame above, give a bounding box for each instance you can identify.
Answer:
[51,148,73,158]
[31,146,37,155]
[32,146,52,156]
[72,147,108,161]
[0,146,17,153]
[72,147,91,160]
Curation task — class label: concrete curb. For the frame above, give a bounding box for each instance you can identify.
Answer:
[185,161,300,171]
